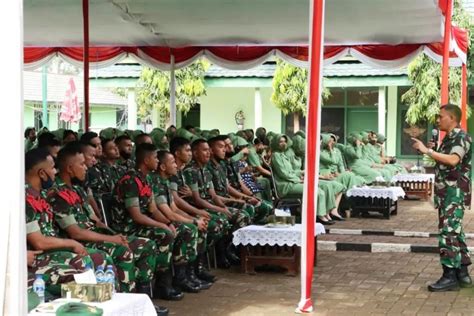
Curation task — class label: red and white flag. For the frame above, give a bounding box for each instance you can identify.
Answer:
[60,77,82,123]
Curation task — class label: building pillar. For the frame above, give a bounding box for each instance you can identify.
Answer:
[378,86,386,135]
[169,55,177,127]
[386,86,398,156]
[254,88,262,131]
[127,89,137,130]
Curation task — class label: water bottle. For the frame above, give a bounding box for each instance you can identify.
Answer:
[32,274,45,304]
[104,265,116,293]
[94,266,105,284]
[285,207,291,215]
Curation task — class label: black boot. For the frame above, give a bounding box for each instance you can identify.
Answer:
[428,266,460,292]
[154,305,169,316]
[196,253,217,283]
[173,264,200,293]
[215,239,231,269]
[226,243,241,265]
[136,282,152,296]
[153,270,184,301]
[186,262,212,290]
[456,265,473,288]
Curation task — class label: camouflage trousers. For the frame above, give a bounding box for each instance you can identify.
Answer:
[173,223,198,265]
[132,226,175,273]
[84,240,135,293]
[438,199,472,268]
[126,235,158,285]
[28,250,93,295]
[253,200,273,224]
[206,210,229,245]
[197,227,208,255]
[223,201,252,231]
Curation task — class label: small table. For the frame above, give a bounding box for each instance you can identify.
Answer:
[346,186,405,219]
[391,173,434,200]
[232,224,325,276]
[29,293,157,316]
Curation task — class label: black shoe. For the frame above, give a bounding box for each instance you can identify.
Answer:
[428,266,460,292]
[153,271,184,301]
[173,264,200,293]
[187,262,212,290]
[456,265,473,288]
[330,214,345,221]
[154,305,169,316]
[316,217,334,225]
[196,254,217,283]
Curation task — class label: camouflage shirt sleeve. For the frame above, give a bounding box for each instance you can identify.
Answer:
[47,191,78,230]
[119,175,140,208]
[184,168,199,192]
[450,134,470,160]
[25,202,41,234]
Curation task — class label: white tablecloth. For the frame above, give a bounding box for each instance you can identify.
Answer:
[232,224,325,247]
[346,186,405,202]
[392,173,435,183]
[29,293,156,316]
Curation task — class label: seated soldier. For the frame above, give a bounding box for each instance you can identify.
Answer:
[77,141,103,219]
[47,143,159,296]
[115,135,135,172]
[37,132,61,160]
[169,137,225,278]
[94,138,126,196]
[63,129,78,145]
[270,134,304,198]
[183,139,239,268]
[111,143,182,301]
[218,135,273,224]
[25,148,109,296]
[25,127,37,152]
[152,150,212,291]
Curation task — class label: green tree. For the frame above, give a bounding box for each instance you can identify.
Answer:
[271,59,330,130]
[135,60,210,125]
[403,0,474,125]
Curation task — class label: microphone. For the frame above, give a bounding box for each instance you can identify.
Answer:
[431,129,438,151]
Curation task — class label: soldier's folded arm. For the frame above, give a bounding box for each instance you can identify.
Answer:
[61,221,117,244]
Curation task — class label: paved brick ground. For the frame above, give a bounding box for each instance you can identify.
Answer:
[153,200,474,315]
[156,251,474,316]
[318,234,474,246]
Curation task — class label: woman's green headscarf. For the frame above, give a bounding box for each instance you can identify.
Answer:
[292,134,306,157]
[100,127,124,139]
[256,127,267,141]
[270,134,289,153]
[150,128,169,150]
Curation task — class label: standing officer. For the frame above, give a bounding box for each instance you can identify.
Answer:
[412,103,472,292]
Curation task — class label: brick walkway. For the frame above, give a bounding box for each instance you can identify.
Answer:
[154,200,474,315]
[156,251,474,316]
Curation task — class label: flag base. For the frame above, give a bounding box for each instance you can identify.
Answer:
[295,298,313,313]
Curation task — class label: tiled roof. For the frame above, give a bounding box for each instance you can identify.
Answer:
[24,71,127,106]
[91,61,408,80]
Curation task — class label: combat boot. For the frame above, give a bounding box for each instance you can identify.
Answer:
[215,239,231,269]
[428,266,460,292]
[186,262,212,290]
[173,264,200,293]
[456,265,473,288]
[153,270,184,301]
[226,243,241,265]
[196,253,217,282]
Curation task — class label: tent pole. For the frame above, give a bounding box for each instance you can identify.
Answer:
[170,54,177,127]
[441,0,452,105]
[83,0,90,131]
[461,63,468,130]
[297,0,325,313]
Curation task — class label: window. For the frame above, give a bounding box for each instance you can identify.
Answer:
[346,87,378,106]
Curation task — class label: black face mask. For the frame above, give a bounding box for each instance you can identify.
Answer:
[121,151,131,160]
[39,173,54,190]
[71,177,85,187]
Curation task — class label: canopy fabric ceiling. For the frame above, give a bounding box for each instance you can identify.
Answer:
[24,0,451,47]
[23,0,466,70]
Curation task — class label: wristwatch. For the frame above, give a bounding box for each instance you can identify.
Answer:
[427,149,434,157]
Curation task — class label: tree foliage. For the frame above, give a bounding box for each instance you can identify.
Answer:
[271,59,330,116]
[403,0,474,125]
[135,60,210,120]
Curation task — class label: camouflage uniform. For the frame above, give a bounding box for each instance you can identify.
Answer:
[85,164,104,203]
[117,157,136,173]
[48,177,157,292]
[225,159,273,224]
[182,161,235,235]
[435,127,472,269]
[25,185,108,273]
[112,170,174,273]
[94,160,127,195]
[206,160,252,230]
[150,173,200,263]
[170,168,226,246]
